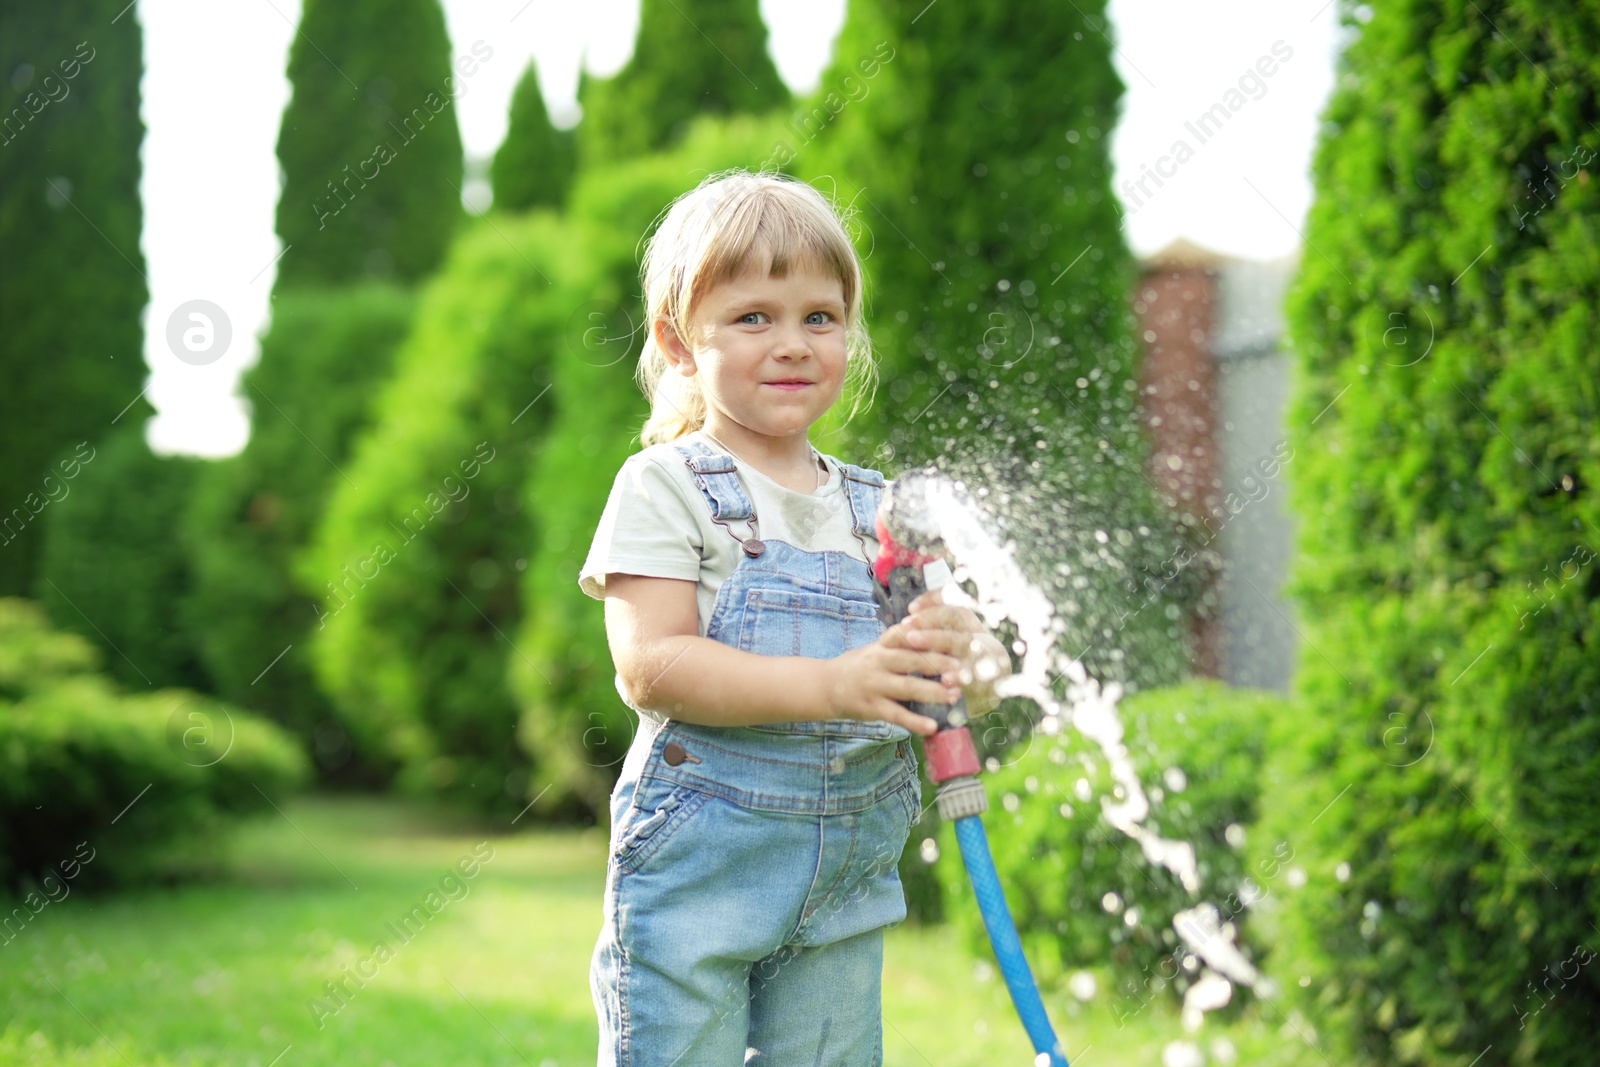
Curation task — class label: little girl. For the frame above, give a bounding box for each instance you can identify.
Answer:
[579,169,1000,1066]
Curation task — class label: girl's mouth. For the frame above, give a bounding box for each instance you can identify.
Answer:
[764,380,812,391]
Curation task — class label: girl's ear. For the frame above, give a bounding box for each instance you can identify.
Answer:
[654,317,695,376]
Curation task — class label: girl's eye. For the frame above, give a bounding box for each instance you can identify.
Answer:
[805,311,835,326]
[737,311,768,325]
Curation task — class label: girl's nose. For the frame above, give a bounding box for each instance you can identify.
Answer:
[771,321,813,358]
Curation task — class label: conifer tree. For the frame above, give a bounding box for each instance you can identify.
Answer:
[491,60,574,212]
[36,425,210,693]
[273,0,465,288]
[578,0,788,165]
[0,1,147,595]
[802,0,1193,923]
[181,0,463,773]
[181,286,413,775]
[1263,2,1599,1061]
[807,1,1192,689]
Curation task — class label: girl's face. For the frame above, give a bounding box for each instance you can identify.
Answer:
[658,256,850,449]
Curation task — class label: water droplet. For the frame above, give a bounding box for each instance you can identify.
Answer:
[1162,1040,1204,1067]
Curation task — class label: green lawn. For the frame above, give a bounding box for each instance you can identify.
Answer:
[1,795,1313,1065]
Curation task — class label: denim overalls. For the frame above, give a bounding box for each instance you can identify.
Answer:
[591,439,922,1067]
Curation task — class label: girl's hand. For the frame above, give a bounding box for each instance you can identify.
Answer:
[904,587,1011,717]
[821,621,964,736]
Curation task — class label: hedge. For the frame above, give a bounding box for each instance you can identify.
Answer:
[934,681,1284,1019]
[181,284,413,778]
[35,424,210,694]
[1260,1,1600,1062]
[0,599,308,895]
[0,0,148,596]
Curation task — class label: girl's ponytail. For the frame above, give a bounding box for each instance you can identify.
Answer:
[636,336,706,447]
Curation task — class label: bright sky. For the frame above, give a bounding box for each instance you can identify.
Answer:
[136,0,1341,457]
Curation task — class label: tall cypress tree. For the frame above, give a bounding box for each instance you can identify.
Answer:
[273,0,465,288]
[36,425,210,693]
[0,1,148,595]
[1262,2,1598,1062]
[806,1,1193,689]
[578,0,788,166]
[181,285,414,777]
[180,0,462,775]
[491,60,574,212]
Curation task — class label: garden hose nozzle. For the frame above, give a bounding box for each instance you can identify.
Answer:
[872,470,1071,1067]
[871,472,988,822]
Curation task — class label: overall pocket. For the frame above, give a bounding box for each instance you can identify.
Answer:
[735,587,883,659]
[613,782,710,875]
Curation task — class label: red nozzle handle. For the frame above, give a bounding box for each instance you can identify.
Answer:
[873,512,941,587]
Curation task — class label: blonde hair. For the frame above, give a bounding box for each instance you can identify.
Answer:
[635,169,877,447]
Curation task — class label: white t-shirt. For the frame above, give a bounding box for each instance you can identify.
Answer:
[579,429,881,721]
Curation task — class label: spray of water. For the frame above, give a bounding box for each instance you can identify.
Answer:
[886,472,1275,1054]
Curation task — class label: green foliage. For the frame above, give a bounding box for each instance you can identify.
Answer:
[1261,2,1600,1062]
[301,121,791,824]
[273,0,464,289]
[0,599,308,892]
[181,285,413,775]
[577,0,788,166]
[513,117,790,819]
[34,424,210,693]
[491,60,574,212]
[0,1,148,596]
[802,1,1195,692]
[935,682,1282,1015]
[297,212,571,816]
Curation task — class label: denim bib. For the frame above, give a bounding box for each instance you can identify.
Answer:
[632,438,916,808]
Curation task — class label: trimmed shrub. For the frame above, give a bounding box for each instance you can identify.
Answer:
[0,599,308,895]
[576,0,788,166]
[800,0,1193,693]
[512,116,792,819]
[0,0,148,596]
[34,424,210,693]
[800,0,1195,923]
[297,211,573,816]
[934,681,1284,1015]
[272,0,463,289]
[491,60,574,212]
[1260,2,1600,1063]
[181,285,413,777]
[302,122,793,822]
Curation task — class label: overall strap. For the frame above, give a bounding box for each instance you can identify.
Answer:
[671,439,754,522]
[839,464,886,542]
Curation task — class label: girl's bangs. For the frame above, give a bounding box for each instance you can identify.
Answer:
[688,188,859,312]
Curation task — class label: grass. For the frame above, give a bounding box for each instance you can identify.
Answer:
[0,794,1317,1065]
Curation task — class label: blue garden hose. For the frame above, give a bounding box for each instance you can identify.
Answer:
[952,814,1069,1067]
[872,475,1070,1065]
